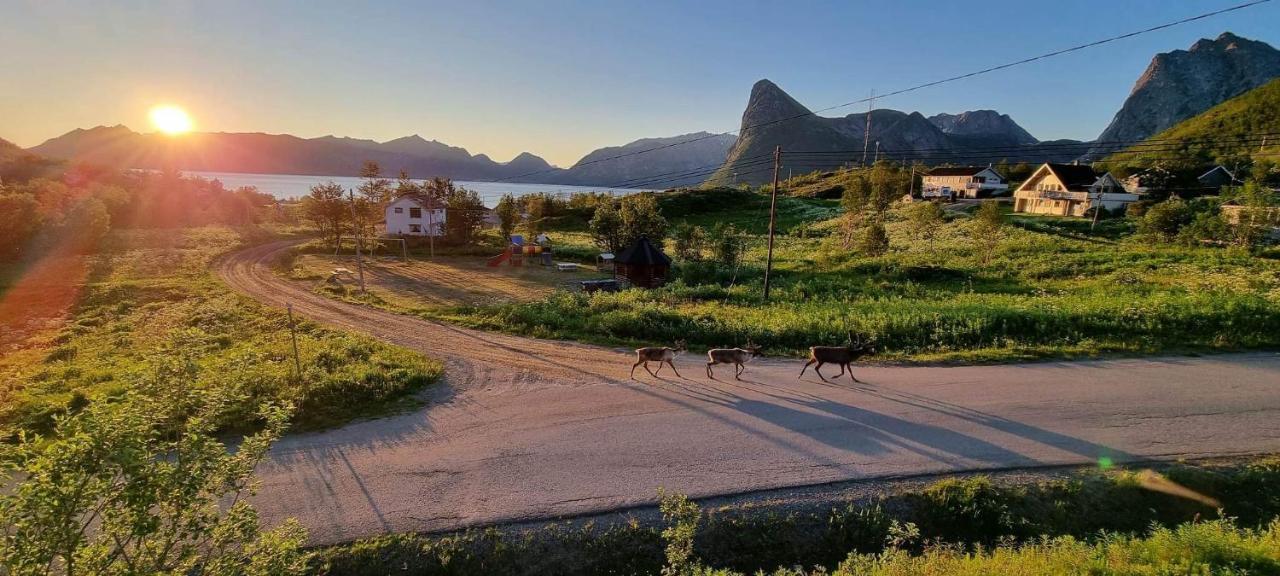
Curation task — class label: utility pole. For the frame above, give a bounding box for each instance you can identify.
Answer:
[763,145,781,301]
[347,189,366,293]
[286,303,302,379]
[861,89,875,166]
[908,165,916,198]
[1090,191,1102,231]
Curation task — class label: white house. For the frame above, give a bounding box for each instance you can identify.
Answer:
[1013,163,1138,217]
[384,196,446,236]
[920,166,1008,199]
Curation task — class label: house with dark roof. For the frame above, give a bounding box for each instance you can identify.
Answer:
[1013,163,1137,217]
[1197,165,1242,190]
[613,237,671,288]
[920,166,1008,199]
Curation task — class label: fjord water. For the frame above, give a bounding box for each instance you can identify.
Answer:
[188,170,648,207]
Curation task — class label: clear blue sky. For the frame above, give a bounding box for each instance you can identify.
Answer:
[2,0,1278,166]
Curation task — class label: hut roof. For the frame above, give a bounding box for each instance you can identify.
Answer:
[614,237,671,266]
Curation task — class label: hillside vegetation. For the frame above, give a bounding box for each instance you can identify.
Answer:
[1104,77,1280,177]
[418,187,1280,362]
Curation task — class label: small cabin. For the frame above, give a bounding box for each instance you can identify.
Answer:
[613,237,671,288]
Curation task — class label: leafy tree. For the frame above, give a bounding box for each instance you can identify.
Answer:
[1223,180,1279,248]
[859,221,890,256]
[1138,197,1192,242]
[302,182,348,251]
[494,194,520,239]
[0,355,309,576]
[618,192,668,250]
[907,201,946,254]
[523,194,547,234]
[589,201,624,252]
[60,197,110,253]
[657,490,701,576]
[0,193,42,261]
[710,222,745,271]
[970,201,1006,265]
[441,183,486,244]
[670,222,706,261]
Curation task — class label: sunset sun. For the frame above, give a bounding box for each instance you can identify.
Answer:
[149,105,193,135]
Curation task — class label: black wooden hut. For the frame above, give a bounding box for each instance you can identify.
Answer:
[613,237,671,288]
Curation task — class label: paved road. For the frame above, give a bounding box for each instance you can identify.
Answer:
[218,240,1280,545]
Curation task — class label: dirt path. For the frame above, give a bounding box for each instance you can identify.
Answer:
[217,240,1280,545]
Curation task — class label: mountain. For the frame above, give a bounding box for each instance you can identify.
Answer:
[538,132,737,188]
[928,110,1038,146]
[1089,32,1280,157]
[26,126,737,188]
[28,126,559,182]
[711,80,1064,185]
[1105,77,1280,171]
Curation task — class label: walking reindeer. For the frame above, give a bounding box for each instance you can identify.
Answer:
[705,342,763,380]
[631,340,686,378]
[800,333,876,382]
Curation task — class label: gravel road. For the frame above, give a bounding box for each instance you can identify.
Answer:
[217,240,1280,545]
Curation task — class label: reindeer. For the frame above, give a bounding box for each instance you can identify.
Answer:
[800,333,876,382]
[705,342,763,380]
[631,340,686,378]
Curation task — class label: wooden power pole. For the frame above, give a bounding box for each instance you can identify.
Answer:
[347,189,366,293]
[286,303,302,379]
[763,145,781,301]
[861,90,875,166]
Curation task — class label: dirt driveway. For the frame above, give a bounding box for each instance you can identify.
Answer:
[218,239,1280,545]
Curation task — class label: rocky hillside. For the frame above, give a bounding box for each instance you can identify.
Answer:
[710,80,1070,185]
[1089,32,1280,156]
[1105,77,1280,172]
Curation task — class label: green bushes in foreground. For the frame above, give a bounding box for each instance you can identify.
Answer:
[313,458,1280,576]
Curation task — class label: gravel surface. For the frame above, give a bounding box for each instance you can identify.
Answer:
[218,240,1280,545]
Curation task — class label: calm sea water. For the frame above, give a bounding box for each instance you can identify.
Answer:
[187,170,648,208]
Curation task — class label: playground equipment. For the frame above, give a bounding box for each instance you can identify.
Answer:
[487,234,554,267]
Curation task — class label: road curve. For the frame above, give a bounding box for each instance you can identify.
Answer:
[218,240,1280,545]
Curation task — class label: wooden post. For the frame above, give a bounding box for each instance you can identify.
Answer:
[287,303,302,379]
[763,145,781,301]
[347,189,366,293]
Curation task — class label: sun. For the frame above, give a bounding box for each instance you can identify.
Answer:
[149,105,194,135]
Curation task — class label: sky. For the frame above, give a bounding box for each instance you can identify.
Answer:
[2,0,1279,167]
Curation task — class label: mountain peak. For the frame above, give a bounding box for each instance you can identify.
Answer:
[1092,31,1280,154]
[742,79,812,126]
[928,110,1038,145]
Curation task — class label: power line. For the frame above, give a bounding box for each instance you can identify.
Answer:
[482,0,1272,185]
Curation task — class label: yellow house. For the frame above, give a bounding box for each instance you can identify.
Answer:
[1013,163,1138,217]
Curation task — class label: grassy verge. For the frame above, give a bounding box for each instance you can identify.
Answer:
[312,457,1280,575]
[410,190,1280,361]
[0,226,443,438]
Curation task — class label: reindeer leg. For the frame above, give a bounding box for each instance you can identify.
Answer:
[735,363,743,381]
[630,360,643,378]
[834,363,845,378]
[849,364,862,383]
[800,359,815,377]
[654,361,663,376]
[667,360,682,378]
[814,362,827,382]
[644,362,657,377]
[706,362,715,379]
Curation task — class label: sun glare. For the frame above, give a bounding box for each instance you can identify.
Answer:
[149,105,193,135]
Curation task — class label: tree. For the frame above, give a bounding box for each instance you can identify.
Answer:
[859,221,890,256]
[589,201,624,252]
[618,192,668,250]
[907,201,946,254]
[1138,197,1192,242]
[440,182,485,244]
[970,200,1006,265]
[523,194,547,234]
[0,193,41,261]
[670,222,706,261]
[1224,180,1279,248]
[0,355,308,575]
[710,223,745,271]
[494,194,520,239]
[302,182,348,251]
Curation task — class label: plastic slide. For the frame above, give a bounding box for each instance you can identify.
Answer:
[486,251,511,267]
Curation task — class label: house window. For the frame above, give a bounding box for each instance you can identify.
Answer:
[409,224,421,233]
[394,207,403,214]
[409,207,422,219]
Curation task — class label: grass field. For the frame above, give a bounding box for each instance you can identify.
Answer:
[0,227,443,438]
[381,188,1280,362]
